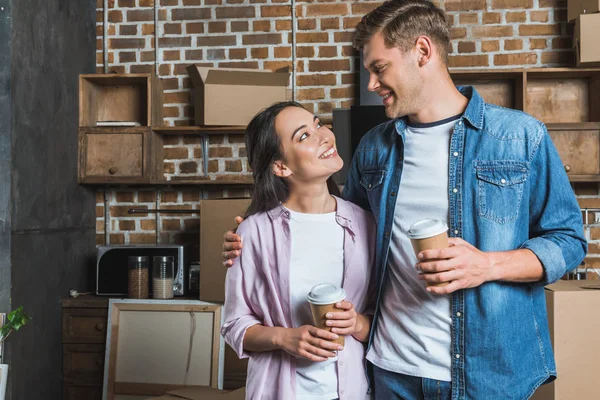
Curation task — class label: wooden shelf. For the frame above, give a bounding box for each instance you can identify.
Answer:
[152,126,246,135]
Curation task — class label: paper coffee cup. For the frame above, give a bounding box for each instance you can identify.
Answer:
[408,218,450,287]
[307,283,346,346]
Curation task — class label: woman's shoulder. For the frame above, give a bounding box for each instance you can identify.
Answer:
[336,196,374,223]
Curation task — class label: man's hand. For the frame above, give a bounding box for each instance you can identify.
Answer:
[416,237,495,294]
[221,216,244,267]
[275,325,342,362]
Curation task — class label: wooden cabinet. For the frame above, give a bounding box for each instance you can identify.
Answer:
[78,74,163,184]
[61,296,247,397]
[450,68,600,181]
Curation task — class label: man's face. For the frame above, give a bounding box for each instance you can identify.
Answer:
[363,31,423,118]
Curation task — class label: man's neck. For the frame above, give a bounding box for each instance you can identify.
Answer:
[408,75,468,125]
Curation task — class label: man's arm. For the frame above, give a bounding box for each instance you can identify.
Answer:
[341,146,370,210]
[419,124,586,294]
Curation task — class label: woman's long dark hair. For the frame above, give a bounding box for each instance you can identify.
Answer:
[245,101,340,217]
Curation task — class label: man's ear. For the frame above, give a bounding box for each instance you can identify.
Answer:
[414,35,433,67]
[272,160,292,178]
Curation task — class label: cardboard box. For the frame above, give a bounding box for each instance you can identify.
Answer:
[530,280,600,399]
[574,13,600,67]
[146,387,245,400]
[568,0,600,21]
[186,66,290,126]
[199,199,251,303]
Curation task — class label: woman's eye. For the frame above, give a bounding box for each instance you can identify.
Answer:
[299,132,308,141]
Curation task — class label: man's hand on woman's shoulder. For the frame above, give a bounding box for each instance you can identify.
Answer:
[222,216,245,267]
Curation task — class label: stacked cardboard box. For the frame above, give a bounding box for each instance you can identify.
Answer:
[569,0,600,66]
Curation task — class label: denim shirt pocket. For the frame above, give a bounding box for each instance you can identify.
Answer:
[359,169,386,214]
[475,161,528,224]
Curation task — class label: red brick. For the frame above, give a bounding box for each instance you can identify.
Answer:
[179,161,198,174]
[162,106,179,118]
[493,52,537,65]
[108,10,122,23]
[319,46,338,58]
[491,0,533,8]
[116,191,134,202]
[196,35,237,46]
[219,61,260,68]
[309,59,350,72]
[111,205,147,217]
[251,47,269,59]
[163,91,189,104]
[127,9,153,21]
[185,49,204,59]
[530,38,547,50]
[141,220,157,231]
[172,8,211,20]
[472,26,513,38]
[159,64,172,76]
[164,147,189,160]
[334,32,354,43]
[351,3,381,15]
[341,73,357,85]
[519,24,561,36]
[120,25,137,35]
[445,0,486,11]
[216,6,255,19]
[451,27,467,39]
[138,191,157,202]
[297,74,337,86]
[459,13,479,24]
[109,38,145,49]
[110,234,125,245]
[186,22,204,34]
[119,52,136,63]
[276,20,292,30]
[226,160,243,172]
[96,206,104,218]
[163,50,180,61]
[164,23,182,35]
[242,34,281,45]
[306,4,348,16]
[505,11,526,22]
[96,234,105,246]
[231,21,249,32]
[229,48,248,59]
[261,5,290,17]
[129,233,156,244]
[182,191,201,202]
[297,32,329,43]
[448,54,489,68]
[253,20,271,32]
[330,87,354,99]
[274,46,291,58]
[298,19,317,30]
[297,88,325,101]
[482,12,501,24]
[296,46,315,58]
[130,65,153,74]
[159,37,192,48]
[344,16,362,29]
[209,21,227,33]
[530,11,549,22]
[209,146,233,157]
[139,0,155,5]
[264,60,292,71]
[458,41,476,53]
[142,24,154,35]
[119,220,136,231]
[208,160,219,173]
[504,39,523,50]
[119,0,135,6]
[321,18,340,30]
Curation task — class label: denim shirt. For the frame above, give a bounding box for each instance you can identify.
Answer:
[342,87,587,400]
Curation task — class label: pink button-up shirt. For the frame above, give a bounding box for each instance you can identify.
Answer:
[221,196,376,400]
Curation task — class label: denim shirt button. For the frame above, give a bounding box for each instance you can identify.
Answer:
[456,354,461,359]
[456,311,461,317]
[454,230,459,235]
[501,178,506,184]
[452,188,458,193]
[453,152,458,157]
[458,121,463,126]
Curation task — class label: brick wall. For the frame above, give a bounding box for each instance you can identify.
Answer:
[95,0,600,269]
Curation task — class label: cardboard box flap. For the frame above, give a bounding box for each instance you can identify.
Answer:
[187,66,289,87]
[545,279,600,292]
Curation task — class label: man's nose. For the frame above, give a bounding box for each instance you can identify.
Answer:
[367,72,380,92]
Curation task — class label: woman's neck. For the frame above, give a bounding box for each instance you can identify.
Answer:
[283,182,336,214]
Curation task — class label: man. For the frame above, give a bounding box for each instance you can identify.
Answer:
[222,1,586,399]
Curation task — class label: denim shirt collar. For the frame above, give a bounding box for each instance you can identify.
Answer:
[266,195,354,233]
[393,85,485,134]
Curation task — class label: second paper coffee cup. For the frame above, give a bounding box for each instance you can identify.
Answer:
[307,283,346,346]
[408,218,450,287]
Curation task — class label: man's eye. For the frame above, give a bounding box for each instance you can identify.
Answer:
[299,133,308,141]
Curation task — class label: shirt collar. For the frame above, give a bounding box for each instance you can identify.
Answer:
[394,85,484,134]
[266,195,353,230]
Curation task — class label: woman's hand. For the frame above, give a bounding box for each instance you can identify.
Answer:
[325,300,371,343]
[274,325,342,362]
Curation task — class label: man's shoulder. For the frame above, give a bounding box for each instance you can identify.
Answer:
[481,103,545,142]
[358,119,397,147]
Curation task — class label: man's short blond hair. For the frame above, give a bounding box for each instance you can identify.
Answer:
[353,0,451,65]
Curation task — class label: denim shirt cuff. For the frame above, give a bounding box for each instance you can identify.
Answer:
[520,237,566,284]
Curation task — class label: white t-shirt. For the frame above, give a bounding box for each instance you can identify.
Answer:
[287,208,345,400]
[366,115,460,382]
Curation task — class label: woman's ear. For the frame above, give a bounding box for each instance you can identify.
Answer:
[272,160,292,178]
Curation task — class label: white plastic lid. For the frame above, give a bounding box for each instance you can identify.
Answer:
[307,283,346,305]
[407,218,448,239]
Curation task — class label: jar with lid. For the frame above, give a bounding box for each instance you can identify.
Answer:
[153,256,174,299]
[128,256,149,299]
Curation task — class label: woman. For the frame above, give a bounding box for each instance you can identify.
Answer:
[221,101,376,400]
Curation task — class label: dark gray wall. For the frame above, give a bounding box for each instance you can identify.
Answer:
[2,1,97,399]
[0,0,12,325]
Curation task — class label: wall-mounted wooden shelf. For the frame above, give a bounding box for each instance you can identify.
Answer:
[152,126,246,135]
[451,68,600,182]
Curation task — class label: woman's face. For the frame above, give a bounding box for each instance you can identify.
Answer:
[273,106,343,183]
